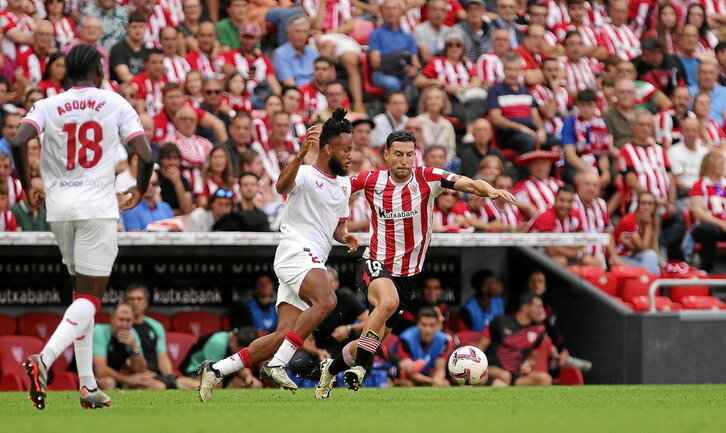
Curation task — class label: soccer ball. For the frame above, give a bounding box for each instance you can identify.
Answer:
[448,345,488,385]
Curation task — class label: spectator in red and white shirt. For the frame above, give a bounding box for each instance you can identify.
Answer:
[131,0,177,48]
[528,185,601,267]
[63,16,109,79]
[573,171,613,265]
[0,184,18,232]
[561,89,611,185]
[196,145,239,208]
[220,22,281,109]
[185,22,225,79]
[298,56,349,122]
[616,60,673,111]
[281,86,307,145]
[514,150,563,220]
[689,150,726,272]
[526,3,562,56]
[560,31,598,96]
[543,0,569,30]
[159,26,190,84]
[0,152,24,207]
[0,0,35,62]
[168,105,214,190]
[433,189,472,233]
[15,21,54,88]
[131,48,167,116]
[552,0,606,60]
[252,93,283,145]
[153,82,228,144]
[454,192,504,232]
[628,0,654,38]
[693,92,726,149]
[37,52,66,97]
[45,0,77,51]
[415,30,487,125]
[685,3,718,55]
[612,191,661,275]
[618,111,678,214]
[476,29,511,89]
[654,86,696,148]
[642,3,679,56]
[252,111,299,181]
[222,72,253,115]
[600,0,641,61]
[514,23,548,86]
[486,174,523,231]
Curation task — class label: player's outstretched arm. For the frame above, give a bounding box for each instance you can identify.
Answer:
[333,220,359,253]
[276,124,321,195]
[10,122,43,206]
[453,176,517,202]
[120,134,154,210]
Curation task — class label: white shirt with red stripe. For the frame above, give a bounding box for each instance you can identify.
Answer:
[561,57,598,94]
[486,198,521,229]
[163,55,191,83]
[0,209,17,232]
[169,132,213,170]
[528,206,584,233]
[553,23,601,46]
[221,93,253,114]
[252,137,300,181]
[185,50,226,80]
[303,0,352,31]
[601,23,641,60]
[160,0,184,25]
[573,194,611,257]
[544,0,570,29]
[299,82,326,122]
[514,176,563,215]
[144,5,177,49]
[453,200,497,224]
[628,0,653,38]
[16,49,48,87]
[252,116,271,146]
[584,1,607,28]
[696,33,719,55]
[0,10,33,61]
[618,141,671,211]
[50,17,77,51]
[350,166,460,277]
[689,175,726,221]
[433,205,470,233]
[476,51,504,85]
[219,50,275,94]
[2,176,25,206]
[421,57,476,86]
[530,84,572,117]
[654,109,695,146]
[702,118,725,148]
[131,72,167,117]
[701,0,726,15]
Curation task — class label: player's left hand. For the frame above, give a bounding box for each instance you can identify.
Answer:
[487,188,517,203]
[119,186,143,210]
[342,233,359,253]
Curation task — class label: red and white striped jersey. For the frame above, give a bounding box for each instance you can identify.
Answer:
[476,52,505,85]
[0,209,17,232]
[486,198,522,228]
[654,109,695,146]
[573,194,611,257]
[696,33,719,55]
[50,17,77,51]
[600,24,641,60]
[298,81,350,121]
[701,0,726,15]
[169,132,213,178]
[628,0,653,38]
[544,116,564,138]
[617,142,671,211]
[163,55,191,83]
[350,166,460,277]
[396,0,421,34]
[530,84,572,117]
[160,0,184,25]
[152,105,206,143]
[561,58,598,93]
[290,113,307,143]
[702,118,725,147]
[528,206,584,233]
[37,80,63,98]
[16,49,48,87]
[689,175,726,221]
[252,116,271,146]
[131,72,167,117]
[562,114,610,170]
[453,199,496,222]
[0,10,33,60]
[256,137,300,176]
[584,1,607,28]
[221,93,253,114]
[2,176,25,206]
[219,50,275,94]
[144,5,176,49]
[196,176,242,202]
[433,205,470,233]
[303,0,352,31]
[514,176,563,215]
[553,23,601,47]
[421,57,476,86]
[185,50,226,80]
[544,0,570,29]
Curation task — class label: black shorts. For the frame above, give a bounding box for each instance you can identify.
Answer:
[355,258,419,329]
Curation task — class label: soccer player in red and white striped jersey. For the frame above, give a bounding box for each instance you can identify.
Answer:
[600,0,641,60]
[316,130,516,397]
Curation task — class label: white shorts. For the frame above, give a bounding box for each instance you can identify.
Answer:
[273,241,327,312]
[318,34,362,58]
[50,219,118,277]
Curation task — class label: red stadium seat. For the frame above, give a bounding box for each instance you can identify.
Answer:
[350,20,375,45]
[94,312,111,324]
[669,285,710,303]
[454,330,482,347]
[620,276,659,303]
[48,371,79,391]
[0,335,44,391]
[145,311,171,330]
[166,332,197,376]
[445,115,464,133]
[16,312,62,341]
[569,266,619,296]
[556,366,584,385]
[630,296,681,312]
[679,295,726,310]
[359,53,386,100]
[221,314,231,331]
[0,314,16,336]
[171,312,222,338]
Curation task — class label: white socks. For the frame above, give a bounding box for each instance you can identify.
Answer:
[213,353,245,376]
[41,297,97,367]
[74,319,98,390]
[267,332,304,368]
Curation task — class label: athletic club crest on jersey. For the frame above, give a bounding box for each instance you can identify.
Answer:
[410,183,418,195]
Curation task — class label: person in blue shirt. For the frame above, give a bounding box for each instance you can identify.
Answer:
[391,307,450,387]
[368,0,422,92]
[121,171,174,231]
[0,113,20,166]
[458,268,505,332]
[688,61,726,123]
[232,274,279,333]
[273,15,319,88]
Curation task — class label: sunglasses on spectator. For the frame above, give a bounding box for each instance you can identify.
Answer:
[214,189,234,198]
[205,89,222,95]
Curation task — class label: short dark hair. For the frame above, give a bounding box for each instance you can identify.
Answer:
[124,283,150,301]
[320,107,352,148]
[128,13,147,25]
[2,112,20,127]
[563,30,581,43]
[417,307,440,321]
[471,268,494,292]
[159,142,182,160]
[566,0,584,6]
[386,91,407,104]
[238,171,258,181]
[281,86,301,97]
[576,89,597,102]
[385,130,416,150]
[424,144,446,157]
[557,184,576,195]
[234,326,258,348]
[641,36,664,53]
[66,44,101,81]
[314,56,335,67]
[162,82,183,95]
[517,293,541,311]
[144,48,164,62]
[232,110,252,122]
[716,41,726,54]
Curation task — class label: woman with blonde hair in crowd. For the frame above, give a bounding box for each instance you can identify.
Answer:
[416,86,457,162]
[475,155,504,184]
[688,151,726,273]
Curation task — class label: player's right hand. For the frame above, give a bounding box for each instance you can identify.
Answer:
[299,124,321,159]
[119,186,143,210]
[27,186,45,207]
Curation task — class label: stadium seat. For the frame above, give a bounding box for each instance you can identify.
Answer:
[569,265,619,296]
[16,312,62,341]
[669,285,710,303]
[166,332,197,376]
[0,314,16,336]
[94,312,111,324]
[0,335,43,391]
[630,296,681,312]
[350,19,375,46]
[171,312,222,338]
[48,371,79,391]
[619,276,659,303]
[679,295,726,310]
[454,330,482,347]
[358,53,385,100]
[221,314,231,331]
[556,366,584,386]
[145,311,171,330]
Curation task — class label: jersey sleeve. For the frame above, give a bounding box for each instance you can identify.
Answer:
[421,59,438,79]
[92,324,111,357]
[689,179,705,198]
[423,167,460,193]
[21,100,46,134]
[116,96,145,143]
[528,212,556,233]
[146,318,167,353]
[561,115,577,147]
[287,165,309,194]
[349,171,372,194]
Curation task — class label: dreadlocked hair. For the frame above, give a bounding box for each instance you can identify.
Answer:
[320,107,352,148]
[66,45,101,82]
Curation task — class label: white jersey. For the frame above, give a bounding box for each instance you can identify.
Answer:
[278,164,351,262]
[21,87,144,222]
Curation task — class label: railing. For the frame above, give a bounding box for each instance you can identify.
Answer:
[648,279,726,313]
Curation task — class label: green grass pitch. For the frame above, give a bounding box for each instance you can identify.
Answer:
[1,385,725,433]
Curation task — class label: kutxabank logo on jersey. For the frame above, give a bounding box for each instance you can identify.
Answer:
[376,208,420,220]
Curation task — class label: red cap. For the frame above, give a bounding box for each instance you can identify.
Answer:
[514,150,560,167]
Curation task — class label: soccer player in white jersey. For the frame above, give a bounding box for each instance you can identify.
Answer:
[10,45,154,410]
[315,131,516,398]
[197,108,359,401]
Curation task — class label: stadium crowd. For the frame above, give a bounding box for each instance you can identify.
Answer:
[0,0,726,388]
